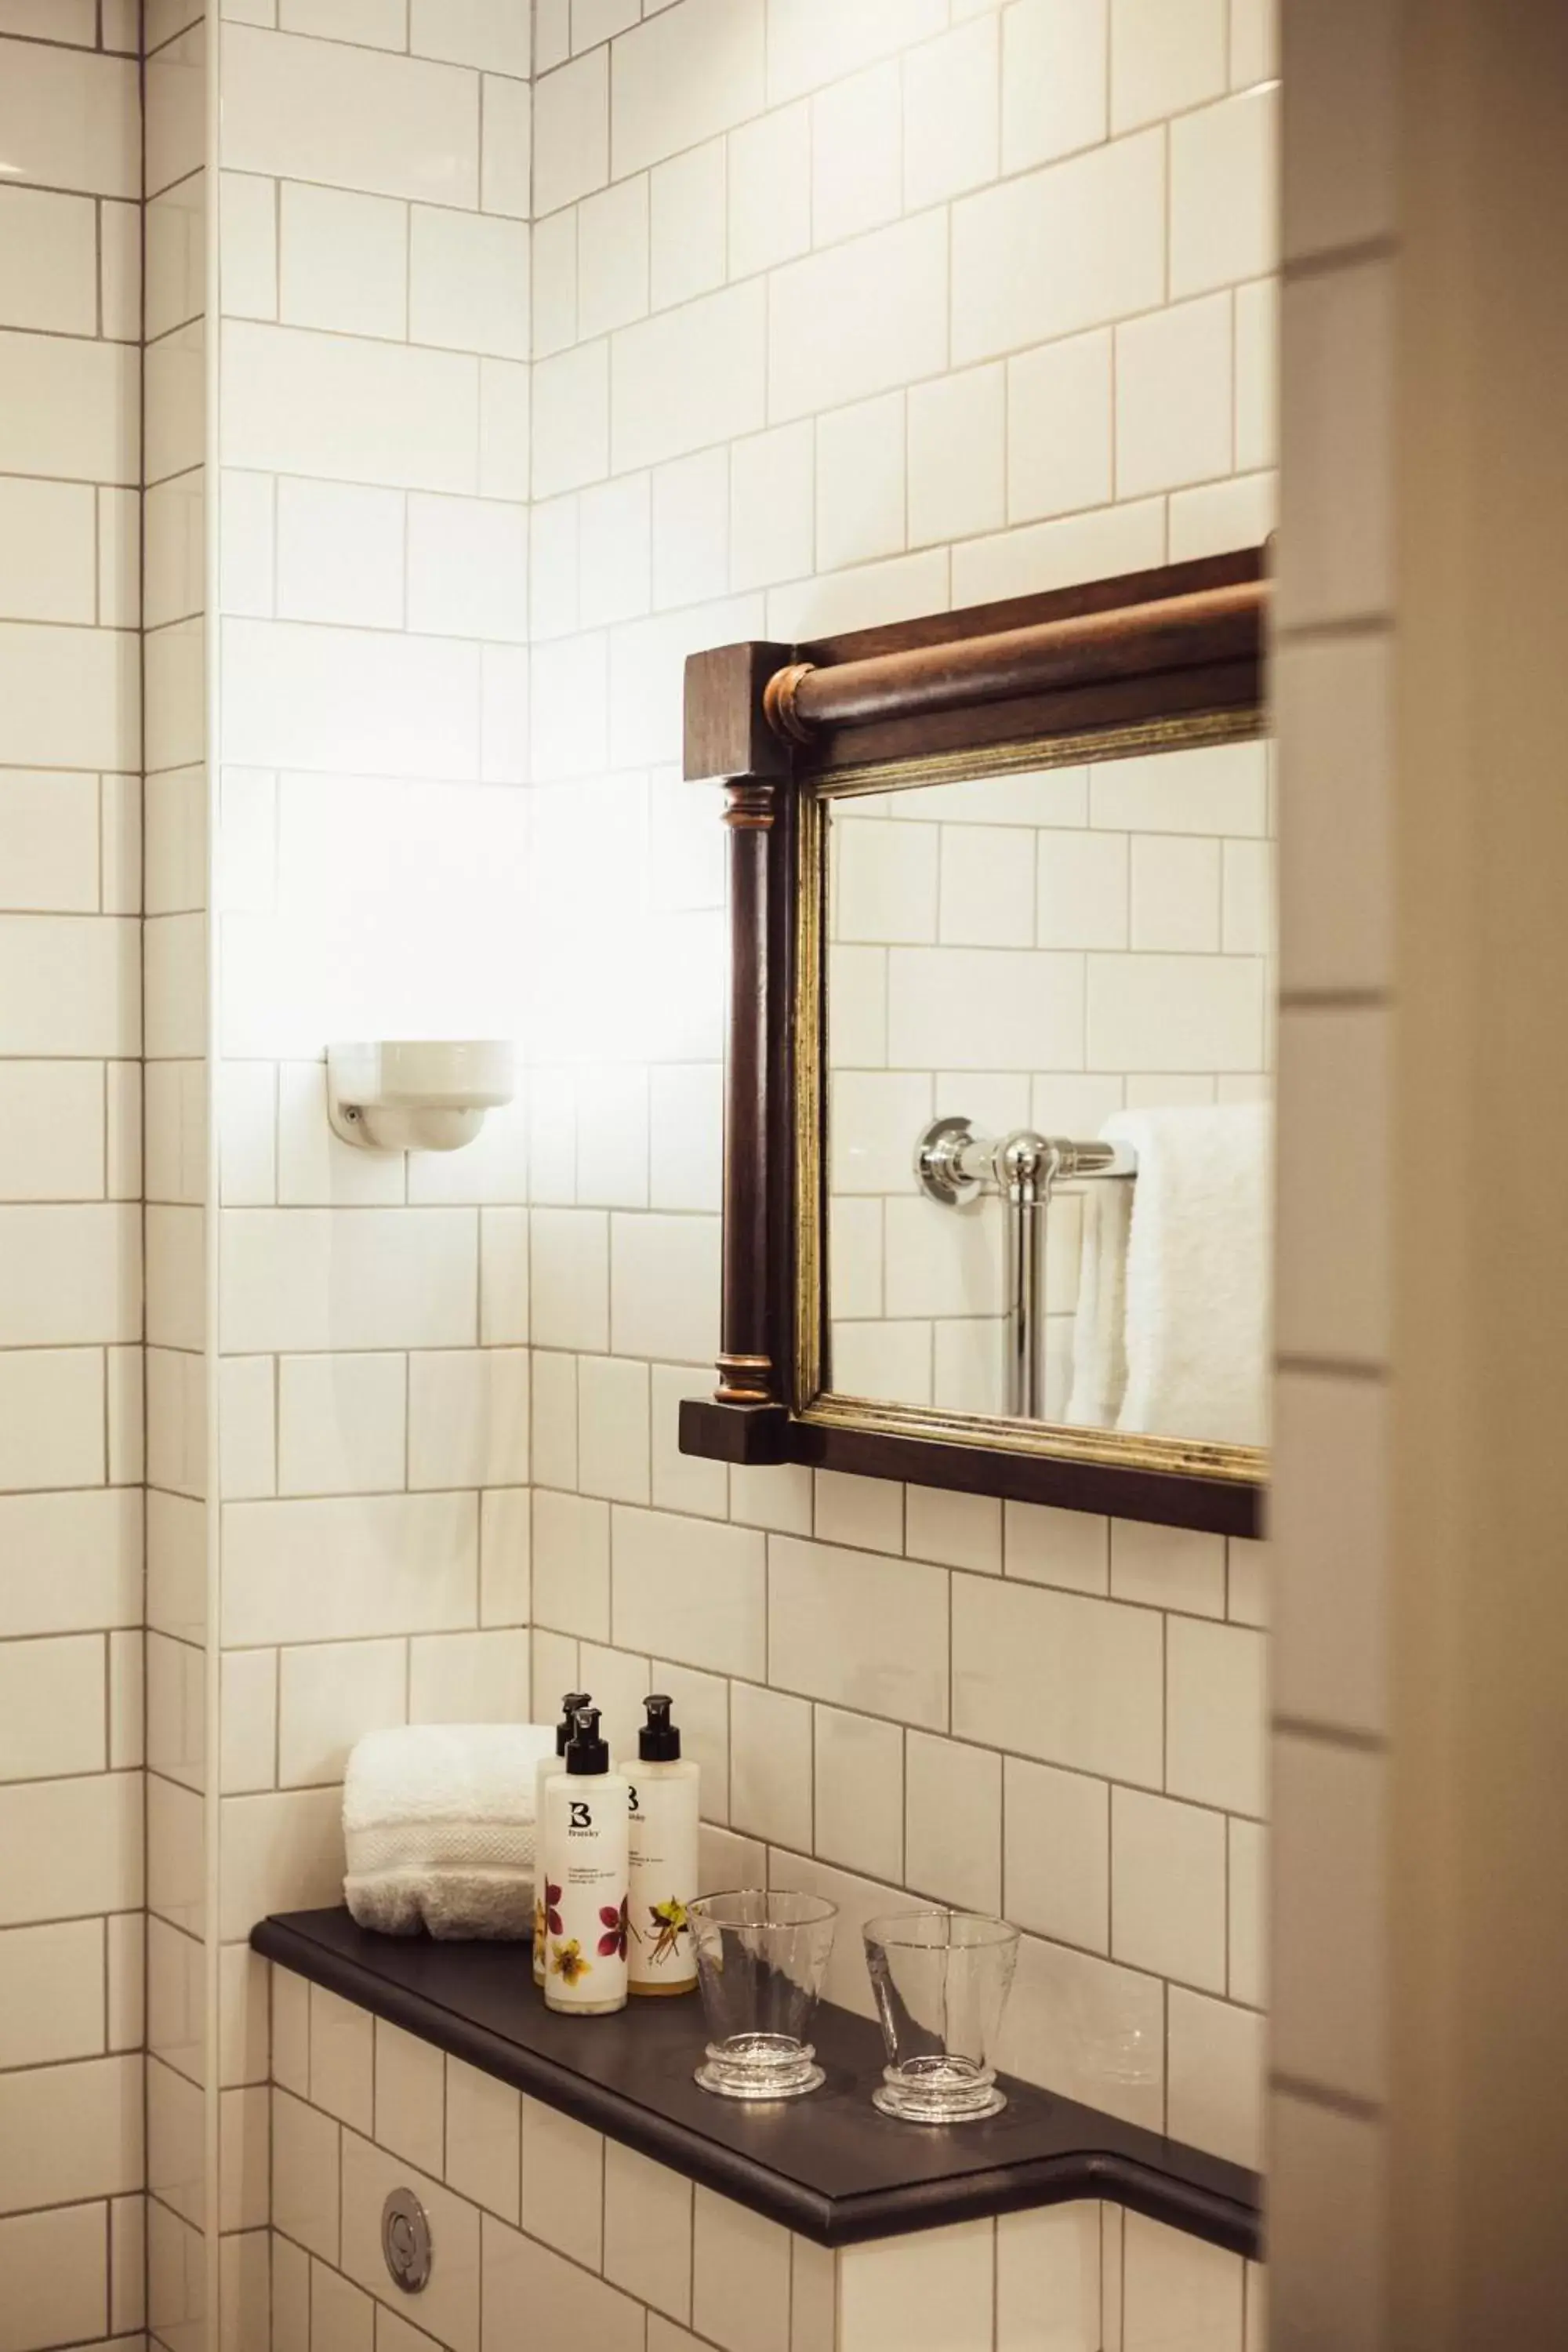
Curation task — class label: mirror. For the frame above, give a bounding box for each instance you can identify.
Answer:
[679,545,1271,1534]
[823,737,1274,1454]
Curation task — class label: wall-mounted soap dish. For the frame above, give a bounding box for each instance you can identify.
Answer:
[327,1040,515,1154]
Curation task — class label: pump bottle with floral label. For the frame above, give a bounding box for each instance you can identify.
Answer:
[541,1707,630,2016]
[622,1694,699,1997]
[533,1691,590,1988]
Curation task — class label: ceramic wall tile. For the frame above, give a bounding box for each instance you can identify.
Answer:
[222,26,480,208]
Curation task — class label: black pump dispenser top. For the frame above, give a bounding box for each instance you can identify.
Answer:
[565,1704,610,1776]
[554,1690,591,1755]
[639,1693,681,1762]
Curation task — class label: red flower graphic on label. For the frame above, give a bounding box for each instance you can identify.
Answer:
[597,1897,630,1960]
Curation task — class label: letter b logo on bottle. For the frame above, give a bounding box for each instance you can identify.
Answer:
[570,1801,592,1831]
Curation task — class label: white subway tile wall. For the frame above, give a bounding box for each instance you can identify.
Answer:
[267,1967,1261,2350]
[511,0,1278,2207]
[205,5,536,1594]
[510,0,1279,2256]
[0,17,147,2352]
[0,1,1290,2340]
[134,0,534,2338]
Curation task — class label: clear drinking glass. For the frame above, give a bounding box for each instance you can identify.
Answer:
[863,1908,1020,2123]
[689,1889,838,2100]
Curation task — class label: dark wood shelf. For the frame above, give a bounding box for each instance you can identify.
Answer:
[254,1907,1261,2259]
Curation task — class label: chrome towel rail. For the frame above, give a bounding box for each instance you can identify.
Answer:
[913,1117,1137,1420]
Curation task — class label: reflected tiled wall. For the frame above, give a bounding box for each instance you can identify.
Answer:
[0,12,147,2352]
[524,0,1278,2187]
[826,743,1276,1416]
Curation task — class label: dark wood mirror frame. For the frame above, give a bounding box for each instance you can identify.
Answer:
[677,545,1272,1540]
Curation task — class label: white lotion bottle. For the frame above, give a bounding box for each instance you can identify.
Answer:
[533,1690,590,1989]
[541,1707,630,2016]
[622,1693,699,1998]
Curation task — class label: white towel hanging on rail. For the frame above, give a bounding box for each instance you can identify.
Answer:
[1063,1173,1133,1429]
[1067,1101,1272,1447]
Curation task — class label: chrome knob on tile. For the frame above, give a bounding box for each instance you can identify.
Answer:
[915,1114,985,1205]
[382,2187,433,2294]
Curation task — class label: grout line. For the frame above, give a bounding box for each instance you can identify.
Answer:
[1269,2072,1385,2124]
[1272,1715,1387,1755]
[1274,1351,1388,1383]
[1277,985,1389,1011]
[1272,611,1392,645]
[1280,233,1399,284]
[0,23,122,55]
[1118,2195,1127,2347]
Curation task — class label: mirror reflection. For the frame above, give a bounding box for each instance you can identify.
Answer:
[825,738,1275,1450]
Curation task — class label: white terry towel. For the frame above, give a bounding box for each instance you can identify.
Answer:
[343,1722,558,1940]
[1112,1101,1271,1446]
[1063,1172,1134,1430]
[1068,1102,1272,1447]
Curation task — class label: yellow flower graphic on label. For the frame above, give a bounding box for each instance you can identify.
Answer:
[647,1898,689,1969]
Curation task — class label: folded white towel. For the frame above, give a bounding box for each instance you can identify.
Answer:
[1099,1102,1272,1447]
[343,1722,557,1941]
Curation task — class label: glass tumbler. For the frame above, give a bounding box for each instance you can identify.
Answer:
[689,1889,838,2100]
[862,1908,1020,2123]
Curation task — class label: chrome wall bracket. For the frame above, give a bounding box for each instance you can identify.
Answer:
[913,1118,1135,1420]
[916,1119,1135,1207]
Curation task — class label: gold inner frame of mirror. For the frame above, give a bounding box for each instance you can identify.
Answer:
[793,706,1269,1489]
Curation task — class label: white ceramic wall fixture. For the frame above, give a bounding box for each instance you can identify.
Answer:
[327,1041,517,1153]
